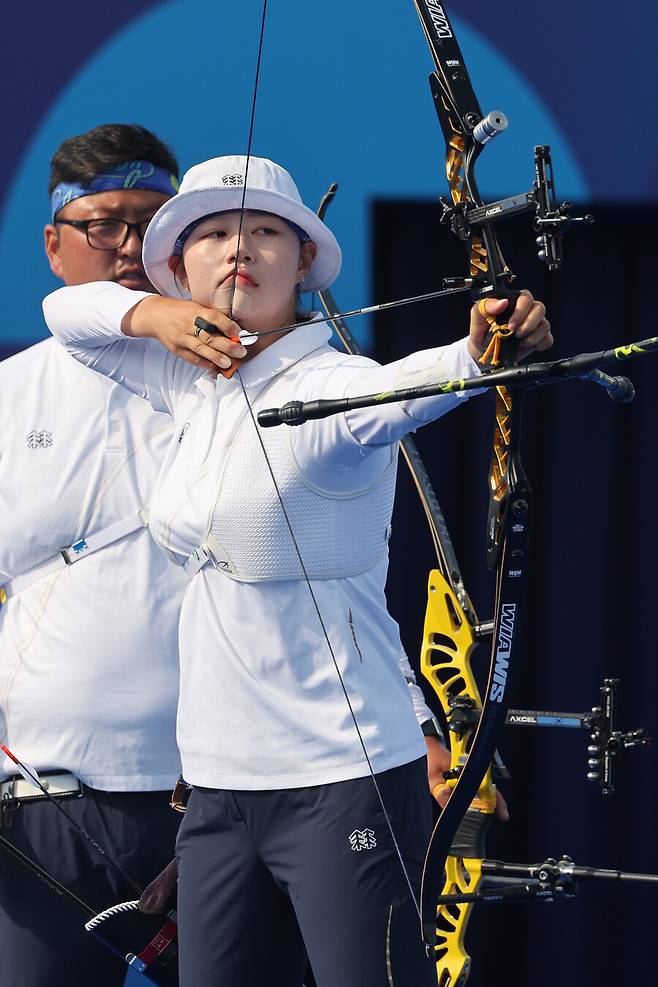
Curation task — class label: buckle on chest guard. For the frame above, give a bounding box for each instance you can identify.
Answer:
[184,544,213,577]
[61,538,89,564]
[184,537,236,578]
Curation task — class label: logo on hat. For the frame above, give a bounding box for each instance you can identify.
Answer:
[143,156,342,297]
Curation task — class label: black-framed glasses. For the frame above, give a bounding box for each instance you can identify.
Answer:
[54,217,152,250]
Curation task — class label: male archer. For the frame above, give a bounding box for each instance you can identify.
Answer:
[0,123,187,987]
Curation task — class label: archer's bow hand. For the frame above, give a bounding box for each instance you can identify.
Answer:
[122,295,247,375]
[138,857,178,915]
[433,780,510,822]
[467,289,553,364]
[427,736,510,821]
[425,734,451,795]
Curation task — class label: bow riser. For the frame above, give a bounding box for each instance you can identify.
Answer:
[416,2,517,309]
[428,72,520,376]
[417,5,520,576]
[428,75,514,297]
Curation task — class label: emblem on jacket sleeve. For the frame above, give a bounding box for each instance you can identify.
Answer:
[26,431,53,449]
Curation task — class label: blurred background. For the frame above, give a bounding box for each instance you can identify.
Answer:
[2,2,657,984]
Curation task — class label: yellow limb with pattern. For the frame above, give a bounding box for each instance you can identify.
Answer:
[421,570,498,986]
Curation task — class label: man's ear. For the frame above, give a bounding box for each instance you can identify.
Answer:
[44,224,63,278]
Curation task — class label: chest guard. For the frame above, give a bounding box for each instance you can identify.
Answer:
[204,353,398,582]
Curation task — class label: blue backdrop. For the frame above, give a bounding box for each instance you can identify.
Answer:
[3,0,655,351]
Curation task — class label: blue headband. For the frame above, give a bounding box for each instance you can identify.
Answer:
[171,211,311,258]
[50,160,179,220]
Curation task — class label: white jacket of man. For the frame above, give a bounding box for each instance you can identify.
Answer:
[0,339,188,789]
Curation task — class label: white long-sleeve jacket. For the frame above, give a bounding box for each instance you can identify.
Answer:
[44,282,481,789]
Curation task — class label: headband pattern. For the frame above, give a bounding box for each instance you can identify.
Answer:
[51,160,179,220]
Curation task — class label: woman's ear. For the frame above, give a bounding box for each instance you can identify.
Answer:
[175,258,190,292]
[298,241,318,282]
[167,254,188,289]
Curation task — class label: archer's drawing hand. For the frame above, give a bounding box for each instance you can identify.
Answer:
[468,289,553,363]
[122,295,248,374]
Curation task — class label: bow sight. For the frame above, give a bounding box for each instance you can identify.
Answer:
[438,141,594,276]
[506,678,651,795]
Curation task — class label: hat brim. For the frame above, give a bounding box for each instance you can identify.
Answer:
[142,186,342,297]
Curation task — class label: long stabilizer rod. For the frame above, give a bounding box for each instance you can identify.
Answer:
[258,336,658,428]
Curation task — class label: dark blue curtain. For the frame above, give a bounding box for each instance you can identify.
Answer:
[372,201,658,987]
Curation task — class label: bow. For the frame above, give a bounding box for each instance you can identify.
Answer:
[0,746,178,982]
[0,819,178,982]
[408,0,591,948]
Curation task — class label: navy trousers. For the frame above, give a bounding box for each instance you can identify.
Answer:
[0,787,181,986]
[176,757,437,987]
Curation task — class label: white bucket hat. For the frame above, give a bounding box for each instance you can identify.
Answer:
[142,155,342,297]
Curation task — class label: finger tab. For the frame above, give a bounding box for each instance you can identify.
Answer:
[220,359,239,380]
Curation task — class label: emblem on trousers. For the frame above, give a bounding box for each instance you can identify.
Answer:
[349,828,377,851]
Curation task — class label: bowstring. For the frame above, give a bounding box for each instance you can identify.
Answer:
[231,0,426,934]
[228,0,268,322]
[235,373,424,924]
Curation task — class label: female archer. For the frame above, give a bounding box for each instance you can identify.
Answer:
[44,154,550,987]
